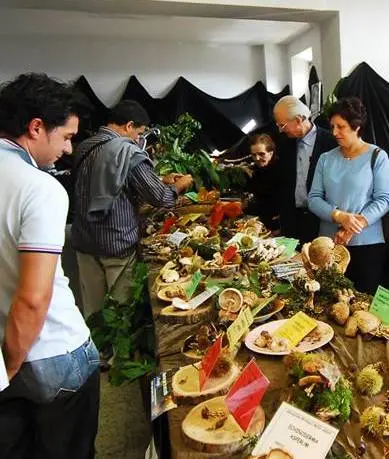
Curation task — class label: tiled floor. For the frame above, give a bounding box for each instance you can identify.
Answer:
[62,230,151,459]
[97,374,151,459]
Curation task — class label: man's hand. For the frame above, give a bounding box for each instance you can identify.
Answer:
[174,174,193,193]
[162,173,184,185]
[6,367,19,382]
[3,252,57,375]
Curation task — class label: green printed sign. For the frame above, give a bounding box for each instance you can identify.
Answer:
[369,285,389,324]
[275,237,299,258]
[185,192,199,202]
[185,270,203,299]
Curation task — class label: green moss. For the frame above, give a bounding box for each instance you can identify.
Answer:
[315,378,353,423]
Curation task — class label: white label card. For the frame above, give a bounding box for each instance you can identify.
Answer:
[0,348,9,392]
[188,286,220,310]
[167,231,189,247]
[252,402,339,459]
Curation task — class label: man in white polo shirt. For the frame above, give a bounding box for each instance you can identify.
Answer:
[0,73,99,459]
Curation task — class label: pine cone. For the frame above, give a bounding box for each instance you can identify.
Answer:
[383,390,389,413]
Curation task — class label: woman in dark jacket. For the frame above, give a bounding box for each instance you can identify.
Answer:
[247,133,280,232]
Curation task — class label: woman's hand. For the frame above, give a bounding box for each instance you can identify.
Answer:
[332,210,366,233]
[334,229,354,245]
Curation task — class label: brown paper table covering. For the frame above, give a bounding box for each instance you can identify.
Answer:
[149,269,389,459]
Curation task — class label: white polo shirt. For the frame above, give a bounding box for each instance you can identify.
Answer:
[0,139,89,362]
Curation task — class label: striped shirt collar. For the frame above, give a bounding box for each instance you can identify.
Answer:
[99,126,121,138]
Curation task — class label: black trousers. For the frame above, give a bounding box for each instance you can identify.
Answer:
[346,243,386,295]
[0,369,100,459]
[294,208,320,246]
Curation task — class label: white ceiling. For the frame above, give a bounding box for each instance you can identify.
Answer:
[0,8,312,44]
[0,0,336,22]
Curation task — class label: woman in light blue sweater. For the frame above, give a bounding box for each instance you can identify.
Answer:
[308,97,389,293]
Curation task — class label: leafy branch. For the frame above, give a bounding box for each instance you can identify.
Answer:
[155,113,248,193]
[87,262,156,386]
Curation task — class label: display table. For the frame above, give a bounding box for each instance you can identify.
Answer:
[148,267,389,459]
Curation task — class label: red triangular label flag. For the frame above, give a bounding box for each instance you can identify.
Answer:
[225,359,269,432]
[199,336,223,390]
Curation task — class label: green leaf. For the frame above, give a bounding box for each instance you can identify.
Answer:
[272,283,293,294]
[114,336,132,358]
[102,308,118,325]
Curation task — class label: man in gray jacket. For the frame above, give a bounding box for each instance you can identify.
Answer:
[71,100,192,318]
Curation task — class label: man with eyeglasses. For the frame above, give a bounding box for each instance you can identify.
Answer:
[273,95,336,244]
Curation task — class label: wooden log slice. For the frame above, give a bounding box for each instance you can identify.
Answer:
[172,362,240,405]
[182,396,265,454]
[155,274,192,288]
[159,303,213,325]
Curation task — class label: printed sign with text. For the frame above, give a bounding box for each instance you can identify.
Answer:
[274,311,317,347]
[227,307,253,349]
[370,285,389,324]
[252,402,339,459]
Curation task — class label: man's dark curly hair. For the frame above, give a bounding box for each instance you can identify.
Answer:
[328,97,367,136]
[106,100,150,127]
[0,73,83,138]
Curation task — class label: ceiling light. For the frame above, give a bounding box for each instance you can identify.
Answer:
[242,119,257,134]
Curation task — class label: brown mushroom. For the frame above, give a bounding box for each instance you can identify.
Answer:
[308,237,335,267]
[330,301,350,325]
[298,375,326,387]
[344,316,359,337]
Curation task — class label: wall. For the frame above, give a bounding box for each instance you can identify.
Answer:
[0,36,266,106]
[263,43,289,94]
[161,0,389,87]
[320,14,341,96]
[338,2,389,79]
[287,25,322,85]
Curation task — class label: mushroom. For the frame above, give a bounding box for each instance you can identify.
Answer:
[298,375,326,387]
[353,311,381,334]
[308,237,335,267]
[302,237,351,275]
[162,269,180,283]
[330,301,350,325]
[254,450,293,459]
[269,337,289,352]
[218,288,243,313]
[344,316,359,337]
[242,290,259,309]
[304,279,320,309]
[333,244,351,274]
[179,257,193,266]
[160,246,172,255]
[191,225,209,240]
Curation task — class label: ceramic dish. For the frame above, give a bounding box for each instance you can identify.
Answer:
[245,319,334,356]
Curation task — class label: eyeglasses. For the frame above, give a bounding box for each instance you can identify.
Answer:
[276,120,290,132]
[252,152,269,158]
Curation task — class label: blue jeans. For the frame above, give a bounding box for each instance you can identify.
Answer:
[3,337,100,403]
[0,338,100,459]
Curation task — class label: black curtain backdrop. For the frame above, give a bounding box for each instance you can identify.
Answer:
[72,75,290,151]
[73,63,389,156]
[336,62,389,153]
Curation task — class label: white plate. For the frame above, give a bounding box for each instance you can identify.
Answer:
[245,319,334,356]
